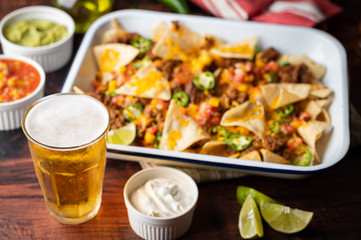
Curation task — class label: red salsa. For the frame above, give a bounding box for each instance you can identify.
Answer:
[0,59,41,103]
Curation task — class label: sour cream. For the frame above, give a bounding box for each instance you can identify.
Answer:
[130,178,193,217]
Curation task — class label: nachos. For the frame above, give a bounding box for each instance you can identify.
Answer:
[89,19,333,166]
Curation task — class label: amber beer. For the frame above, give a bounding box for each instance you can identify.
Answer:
[22,93,110,224]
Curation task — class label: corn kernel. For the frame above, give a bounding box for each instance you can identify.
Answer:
[209,97,219,107]
[144,132,156,144]
[237,84,248,92]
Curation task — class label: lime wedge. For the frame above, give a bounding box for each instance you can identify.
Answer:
[239,195,263,239]
[260,201,313,234]
[237,186,277,206]
[107,123,136,145]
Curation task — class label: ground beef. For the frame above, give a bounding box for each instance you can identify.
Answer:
[257,47,280,62]
[264,135,287,153]
[156,60,182,80]
[184,80,207,104]
[225,85,248,104]
[116,32,140,45]
[279,63,315,83]
[108,105,126,130]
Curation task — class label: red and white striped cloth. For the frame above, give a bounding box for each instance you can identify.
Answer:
[190,0,342,27]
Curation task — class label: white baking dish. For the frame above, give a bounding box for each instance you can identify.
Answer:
[62,10,349,178]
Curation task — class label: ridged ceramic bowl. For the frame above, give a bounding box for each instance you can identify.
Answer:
[124,167,199,240]
[0,54,46,131]
[0,6,74,73]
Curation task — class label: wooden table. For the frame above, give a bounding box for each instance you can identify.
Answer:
[1,1,361,239]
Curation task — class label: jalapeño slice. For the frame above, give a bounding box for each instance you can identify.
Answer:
[270,120,285,134]
[225,133,252,151]
[269,72,277,83]
[276,104,294,118]
[291,146,312,166]
[123,102,144,121]
[192,71,216,91]
[153,131,162,149]
[172,91,190,107]
[277,60,290,67]
[131,36,152,54]
[211,125,229,138]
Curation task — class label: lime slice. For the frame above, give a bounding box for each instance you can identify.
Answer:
[237,186,277,206]
[239,195,264,239]
[260,201,313,234]
[107,123,136,145]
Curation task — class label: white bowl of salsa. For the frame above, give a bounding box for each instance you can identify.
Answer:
[0,6,75,73]
[0,54,45,131]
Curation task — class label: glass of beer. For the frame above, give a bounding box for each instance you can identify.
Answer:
[22,93,110,224]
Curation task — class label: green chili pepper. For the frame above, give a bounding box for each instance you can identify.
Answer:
[211,125,229,138]
[131,36,152,55]
[291,146,312,166]
[269,72,277,83]
[133,55,151,69]
[270,120,285,134]
[105,92,119,97]
[172,91,189,107]
[154,131,163,149]
[193,71,216,91]
[225,133,252,151]
[276,104,294,118]
[157,0,189,14]
[277,60,290,67]
[123,102,143,121]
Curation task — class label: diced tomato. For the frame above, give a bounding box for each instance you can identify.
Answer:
[299,111,312,121]
[210,116,220,125]
[287,136,303,152]
[279,123,294,136]
[233,69,246,83]
[91,80,101,91]
[244,62,253,72]
[146,126,158,134]
[111,95,124,106]
[264,60,279,72]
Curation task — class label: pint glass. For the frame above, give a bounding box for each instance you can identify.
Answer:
[22,93,110,224]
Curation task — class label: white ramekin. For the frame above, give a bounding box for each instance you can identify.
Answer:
[0,55,46,131]
[0,6,75,73]
[124,167,199,240]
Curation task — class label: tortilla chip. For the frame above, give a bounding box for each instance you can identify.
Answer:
[240,150,262,161]
[310,85,333,98]
[308,146,321,166]
[302,100,322,120]
[278,54,326,81]
[102,18,127,43]
[160,100,210,151]
[200,34,226,49]
[260,149,290,164]
[93,43,139,72]
[199,141,228,157]
[220,100,265,138]
[116,62,171,100]
[297,120,330,148]
[151,21,202,60]
[316,108,331,124]
[210,36,257,59]
[260,83,311,109]
[314,99,332,109]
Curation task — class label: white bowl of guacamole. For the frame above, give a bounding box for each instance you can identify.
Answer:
[0,6,75,73]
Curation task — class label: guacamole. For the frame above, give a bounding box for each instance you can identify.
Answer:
[4,19,68,47]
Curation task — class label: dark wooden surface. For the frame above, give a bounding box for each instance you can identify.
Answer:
[1,1,361,239]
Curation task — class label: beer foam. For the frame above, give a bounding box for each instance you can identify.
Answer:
[25,94,109,148]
